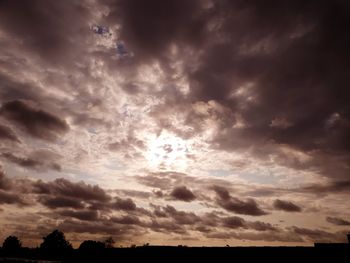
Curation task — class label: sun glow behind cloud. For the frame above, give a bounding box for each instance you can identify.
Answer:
[146,131,189,170]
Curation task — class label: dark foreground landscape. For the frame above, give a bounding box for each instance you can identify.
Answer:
[1,230,350,263]
[0,246,350,263]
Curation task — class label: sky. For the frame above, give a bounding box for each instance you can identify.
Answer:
[0,0,350,247]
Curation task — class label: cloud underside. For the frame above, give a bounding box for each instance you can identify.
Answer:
[0,0,350,246]
[1,169,349,245]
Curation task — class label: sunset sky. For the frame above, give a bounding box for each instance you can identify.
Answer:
[0,0,349,247]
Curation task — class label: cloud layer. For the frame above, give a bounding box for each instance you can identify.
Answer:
[0,0,349,247]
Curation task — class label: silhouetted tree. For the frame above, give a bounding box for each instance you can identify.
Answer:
[104,237,115,248]
[40,229,72,256]
[2,236,22,253]
[79,240,105,252]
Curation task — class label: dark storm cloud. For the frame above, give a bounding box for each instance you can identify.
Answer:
[33,178,111,202]
[170,186,196,202]
[107,0,208,60]
[0,0,349,245]
[0,167,31,206]
[0,124,20,142]
[273,199,302,212]
[212,185,231,200]
[38,196,85,210]
[213,185,267,216]
[186,0,350,149]
[0,190,28,206]
[0,0,91,65]
[326,216,350,226]
[111,0,350,182]
[0,168,12,190]
[0,100,69,141]
[1,152,61,172]
[1,152,41,168]
[300,180,350,194]
[112,197,137,211]
[219,197,267,216]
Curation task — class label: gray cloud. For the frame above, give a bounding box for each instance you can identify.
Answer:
[0,124,20,142]
[213,185,267,216]
[1,152,61,172]
[39,196,85,210]
[57,209,99,221]
[273,199,302,212]
[0,190,29,206]
[112,197,137,211]
[170,186,196,202]
[0,168,12,190]
[33,178,111,202]
[326,216,350,226]
[0,100,69,141]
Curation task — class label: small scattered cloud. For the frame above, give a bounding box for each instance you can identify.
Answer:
[273,199,302,212]
[326,216,350,226]
[170,186,196,202]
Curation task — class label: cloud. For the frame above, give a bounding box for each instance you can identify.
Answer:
[170,186,196,202]
[206,230,303,243]
[57,209,99,221]
[248,221,278,232]
[222,216,246,229]
[301,180,350,194]
[111,215,141,225]
[273,199,302,212]
[38,196,85,210]
[212,185,231,200]
[0,168,12,190]
[1,152,61,172]
[146,219,187,235]
[108,136,145,152]
[162,205,200,225]
[58,219,133,237]
[0,0,350,246]
[222,216,278,232]
[0,0,92,65]
[112,197,137,211]
[0,100,69,141]
[33,178,111,202]
[108,0,207,60]
[213,186,267,216]
[0,190,29,206]
[0,124,20,142]
[0,168,30,206]
[291,226,346,243]
[326,216,350,226]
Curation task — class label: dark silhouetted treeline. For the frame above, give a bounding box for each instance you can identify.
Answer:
[0,230,349,262]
